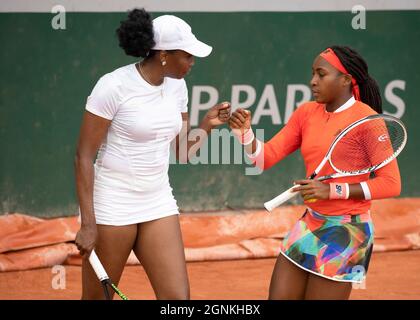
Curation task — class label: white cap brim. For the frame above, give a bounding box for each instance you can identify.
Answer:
[182,39,213,58]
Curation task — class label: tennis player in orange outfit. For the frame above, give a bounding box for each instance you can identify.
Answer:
[229,46,401,300]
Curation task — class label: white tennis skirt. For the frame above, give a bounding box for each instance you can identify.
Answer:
[86,164,179,226]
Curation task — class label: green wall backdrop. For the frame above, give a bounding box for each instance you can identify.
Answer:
[1,10,419,217]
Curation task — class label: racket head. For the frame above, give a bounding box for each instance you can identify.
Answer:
[328,114,407,175]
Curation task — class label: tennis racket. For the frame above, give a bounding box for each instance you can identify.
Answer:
[264,114,407,212]
[89,249,129,300]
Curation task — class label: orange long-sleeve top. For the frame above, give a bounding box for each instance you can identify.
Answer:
[249,99,401,216]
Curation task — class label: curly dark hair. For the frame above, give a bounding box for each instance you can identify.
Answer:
[116,8,155,58]
[329,45,382,114]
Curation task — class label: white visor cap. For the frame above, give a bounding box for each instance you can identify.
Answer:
[152,15,212,58]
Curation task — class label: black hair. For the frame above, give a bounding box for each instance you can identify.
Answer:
[116,8,156,58]
[329,45,382,114]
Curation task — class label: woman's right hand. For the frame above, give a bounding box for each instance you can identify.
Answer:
[229,108,252,134]
[75,224,98,259]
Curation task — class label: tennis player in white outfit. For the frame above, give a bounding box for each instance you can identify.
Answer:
[74,9,231,299]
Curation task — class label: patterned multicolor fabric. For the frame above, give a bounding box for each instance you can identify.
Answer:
[280,209,374,283]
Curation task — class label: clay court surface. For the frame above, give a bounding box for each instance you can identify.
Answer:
[1,250,419,300]
[1,199,419,300]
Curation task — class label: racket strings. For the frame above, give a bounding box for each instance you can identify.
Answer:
[330,118,405,173]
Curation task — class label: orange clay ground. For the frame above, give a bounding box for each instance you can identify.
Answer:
[1,250,419,300]
[1,199,419,300]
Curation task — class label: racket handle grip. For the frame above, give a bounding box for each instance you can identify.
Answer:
[264,186,298,212]
[89,250,109,281]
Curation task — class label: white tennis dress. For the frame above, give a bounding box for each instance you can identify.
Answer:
[84,63,188,226]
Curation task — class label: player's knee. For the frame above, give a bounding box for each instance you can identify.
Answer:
[81,281,111,300]
[81,291,110,300]
[157,286,190,300]
[268,290,302,300]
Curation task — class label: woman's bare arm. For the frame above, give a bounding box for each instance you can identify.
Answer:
[74,111,111,257]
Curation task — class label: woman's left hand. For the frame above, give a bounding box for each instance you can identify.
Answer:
[292,179,330,202]
[205,102,231,127]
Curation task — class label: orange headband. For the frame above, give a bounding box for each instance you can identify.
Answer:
[319,48,361,101]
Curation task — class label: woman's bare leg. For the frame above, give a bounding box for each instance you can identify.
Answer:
[304,273,353,300]
[133,215,190,300]
[81,224,138,300]
[269,253,309,300]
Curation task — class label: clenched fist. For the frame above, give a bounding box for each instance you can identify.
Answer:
[229,108,251,134]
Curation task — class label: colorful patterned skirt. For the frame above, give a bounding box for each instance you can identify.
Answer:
[280,208,374,283]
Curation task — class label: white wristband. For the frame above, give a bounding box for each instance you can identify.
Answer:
[247,139,262,158]
[233,128,255,145]
[360,182,372,200]
[242,129,255,145]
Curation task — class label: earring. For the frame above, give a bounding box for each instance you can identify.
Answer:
[162,61,167,66]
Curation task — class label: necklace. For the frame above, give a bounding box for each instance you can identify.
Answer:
[138,62,154,85]
[138,62,165,97]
